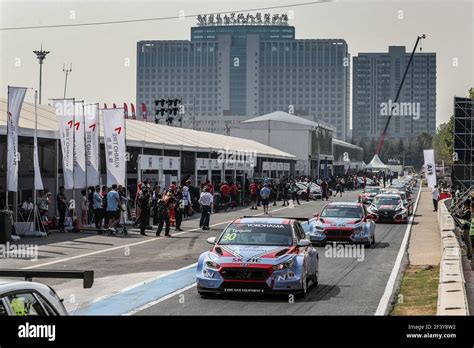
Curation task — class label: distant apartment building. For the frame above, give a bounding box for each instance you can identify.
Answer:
[352,46,436,141]
[136,13,350,140]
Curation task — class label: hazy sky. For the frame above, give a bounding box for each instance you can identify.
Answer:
[1,0,473,126]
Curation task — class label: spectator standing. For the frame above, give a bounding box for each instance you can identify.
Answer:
[138,187,151,236]
[80,189,88,226]
[321,179,329,201]
[432,185,440,212]
[199,187,213,230]
[230,181,238,208]
[220,182,230,211]
[106,184,121,234]
[57,186,67,233]
[174,187,184,232]
[260,184,271,214]
[101,186,109,229]
[281,181,290,206]
[290,181,300,205]
[21,197,34,218]
[183,181,192,218]
[249,181,258,210]
[156,193,171,237]
[93,186,103,230]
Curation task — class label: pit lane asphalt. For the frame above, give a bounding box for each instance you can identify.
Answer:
[4,192,359,285]
[3,188,415,315]
[135,188,417,316]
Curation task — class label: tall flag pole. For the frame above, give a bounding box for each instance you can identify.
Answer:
[141,103,147,122]
[103,107,126,186]
[84,103,100,187]
[73,101,87,189]
[6,86,28,217]
[53,98,75,189]
[33,90,44,234]
[124,103,128,119]
[131,103,136,120]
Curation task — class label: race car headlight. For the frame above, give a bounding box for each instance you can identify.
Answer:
[205,260,220,269]
[272,259,294,271]
[395,206,404,213]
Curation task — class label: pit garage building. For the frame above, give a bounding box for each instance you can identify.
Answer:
[0,99,296,213]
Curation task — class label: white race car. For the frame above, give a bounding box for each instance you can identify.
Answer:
[0,269,93,316]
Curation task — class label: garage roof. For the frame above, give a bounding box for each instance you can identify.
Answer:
[0,99,296,160]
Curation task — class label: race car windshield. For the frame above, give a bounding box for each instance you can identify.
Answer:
[365,188,380,194]
[320,206,363,219]
[219,223,293,246]
[373,197,400,206]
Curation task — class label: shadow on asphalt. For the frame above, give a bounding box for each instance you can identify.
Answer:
[199,283,341,304]
[373,242,390,249]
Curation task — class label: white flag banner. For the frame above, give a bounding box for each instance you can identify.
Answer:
[103,108,126,186]
[33,135,44,190]
[423,149,437,188]
[84,104,100,187]
[7,86,28,192]
[73,102,86,189]
[54,99,75,189]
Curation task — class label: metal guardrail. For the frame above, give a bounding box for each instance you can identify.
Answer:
[0,269,94,289]
[436,199,469,315]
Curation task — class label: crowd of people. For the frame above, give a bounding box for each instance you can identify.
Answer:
[9,170,394,236]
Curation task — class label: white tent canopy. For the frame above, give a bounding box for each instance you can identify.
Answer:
[366,154,388,170]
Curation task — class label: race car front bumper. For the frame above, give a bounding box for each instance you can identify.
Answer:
[196,266,304,294]
[371,211,408,223]
[308,227,370,244]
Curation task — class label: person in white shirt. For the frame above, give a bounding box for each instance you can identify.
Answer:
[21,198,34,213]
[432,185,439,212]
[198,187,213,230]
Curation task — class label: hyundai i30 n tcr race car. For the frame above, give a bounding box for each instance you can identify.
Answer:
[358,186,381,204]
[367,194,408,223]
[196,217,319,297]
[304,202,376,247]
[379,189,414,216]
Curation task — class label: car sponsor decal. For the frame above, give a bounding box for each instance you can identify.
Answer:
[220,245,243,258]
[223,288,264,293]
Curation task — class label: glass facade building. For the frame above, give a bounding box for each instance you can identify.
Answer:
[136,23,350,140]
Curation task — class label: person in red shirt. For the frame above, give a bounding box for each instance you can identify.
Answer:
[229,182,238,208]
[169,181,177,194]
[249,181,258,210]
[439,189,451,201]
[220,182,230,211]
[206,182,214,194]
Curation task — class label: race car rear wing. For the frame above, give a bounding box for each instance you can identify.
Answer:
[0,269,94,289]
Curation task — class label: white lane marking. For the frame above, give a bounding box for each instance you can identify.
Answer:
[374,183,422,315]
[122,283,197,316]
[22,203,308,270]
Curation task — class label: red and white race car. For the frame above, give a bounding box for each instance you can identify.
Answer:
[358,186,381,204]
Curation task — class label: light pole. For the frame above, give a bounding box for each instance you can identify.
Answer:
[33,45,50,104]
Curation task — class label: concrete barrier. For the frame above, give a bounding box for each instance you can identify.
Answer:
[436,199,470,315]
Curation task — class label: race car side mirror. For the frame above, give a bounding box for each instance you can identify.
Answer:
[207,237,216,245]
[297,239,311,247]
